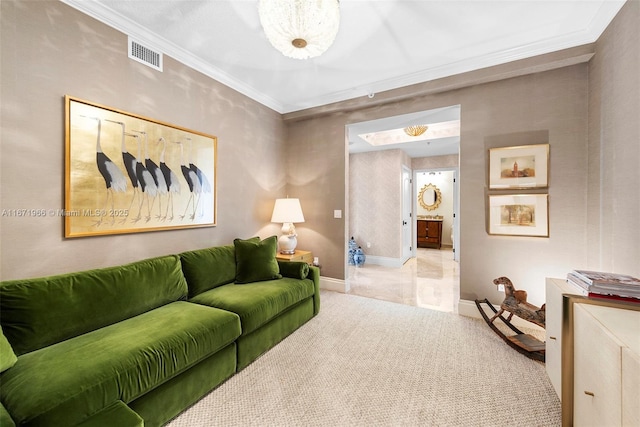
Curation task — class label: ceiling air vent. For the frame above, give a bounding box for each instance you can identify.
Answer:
[128,37,163,72]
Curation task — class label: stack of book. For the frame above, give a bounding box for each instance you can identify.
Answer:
[567,270,640,303]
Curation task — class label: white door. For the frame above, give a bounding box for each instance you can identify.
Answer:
[402,166,412,261]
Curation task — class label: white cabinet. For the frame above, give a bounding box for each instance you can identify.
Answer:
[573,304,624,425]
[546,278,640,426]
[622,347,640,426]
[545,278,585,399]
[574,304,640,427]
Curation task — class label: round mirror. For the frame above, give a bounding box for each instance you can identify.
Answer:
[418,184,442,211]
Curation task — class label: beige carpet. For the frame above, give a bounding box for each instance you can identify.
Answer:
[167,291,561,426]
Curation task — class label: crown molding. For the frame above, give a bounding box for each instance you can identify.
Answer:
[283,44,595,122]
[59,0,286,113]
[281,0,625,114]
[60,0,625,115]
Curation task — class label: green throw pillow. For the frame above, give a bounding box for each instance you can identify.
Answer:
[0,326,18,373]
[278,260,309,280]
[234,236,282,284]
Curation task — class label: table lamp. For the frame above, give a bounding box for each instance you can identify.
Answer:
[271,198,305,254]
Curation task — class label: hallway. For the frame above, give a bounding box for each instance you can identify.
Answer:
[346,248,460,313]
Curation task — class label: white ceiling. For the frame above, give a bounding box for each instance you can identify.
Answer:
[62,0,625,115]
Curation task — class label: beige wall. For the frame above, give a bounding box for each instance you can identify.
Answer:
[349,149,404,259]
[0,1,285,280]
[412,154,459,171]
[587,0,640,276]
[289,65,590,306]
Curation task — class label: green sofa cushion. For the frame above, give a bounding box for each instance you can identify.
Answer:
[233,236,282,284]
[179,245,237,297]
[277,261,309,280]
[0,255,188,356]
[0,326,17,373]
[0,301,240,427]
[75,401,143,427]
[0,402,15,427]
[189,277,315,336]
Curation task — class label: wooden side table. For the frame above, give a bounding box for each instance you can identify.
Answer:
[276,250,313,265]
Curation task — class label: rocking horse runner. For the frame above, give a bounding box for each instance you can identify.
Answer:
[475,277,546,362]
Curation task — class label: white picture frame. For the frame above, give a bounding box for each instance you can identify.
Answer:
[489,144,549,189]
[488,194,549,237]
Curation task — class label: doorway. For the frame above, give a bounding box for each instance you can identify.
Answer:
[414,168,459,261]
[345,105,461,310]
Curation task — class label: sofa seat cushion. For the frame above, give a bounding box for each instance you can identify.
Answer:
[189,277,315,336]
[75,401,143,427]
[0,302,240,427]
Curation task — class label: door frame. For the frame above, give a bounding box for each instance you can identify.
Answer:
[412,167,459,262]
[401,165,413,264]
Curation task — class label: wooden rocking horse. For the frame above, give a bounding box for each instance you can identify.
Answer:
[475,277,546,362]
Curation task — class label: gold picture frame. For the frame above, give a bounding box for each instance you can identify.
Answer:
[488,194,549,237]
[64,95,216,238]
[489,143,549,189]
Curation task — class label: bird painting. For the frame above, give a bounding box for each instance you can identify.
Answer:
[177,140,201,220]
[133,130,167,220]
[80,116,127,226]
[186,137,212,219]
[126,133,158,223]
[104,119,137,222]
[158,137,181,221]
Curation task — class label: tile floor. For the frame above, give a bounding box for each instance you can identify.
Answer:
[346,248,460,313]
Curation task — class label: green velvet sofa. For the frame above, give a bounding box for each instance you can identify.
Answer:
[0,238,320,427]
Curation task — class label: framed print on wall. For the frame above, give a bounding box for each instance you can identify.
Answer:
[488,194,549,237]
[64,95,217,238]
[489,144,549,189]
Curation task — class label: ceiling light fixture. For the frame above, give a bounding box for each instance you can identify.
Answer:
[258,0,340,60]
[404,125,428,137]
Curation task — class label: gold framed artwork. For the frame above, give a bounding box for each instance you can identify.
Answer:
[64,95,216,238]
[488,144,549,189]
[488,194,549,237]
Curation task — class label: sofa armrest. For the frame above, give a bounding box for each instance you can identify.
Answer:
[307,266,320,315]
[275,261,320,315]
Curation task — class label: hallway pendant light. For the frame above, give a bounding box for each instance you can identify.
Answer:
[258,0,340,60]
[404,125,428,137]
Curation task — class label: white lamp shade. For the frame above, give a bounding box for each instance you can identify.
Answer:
[271,198,305,224]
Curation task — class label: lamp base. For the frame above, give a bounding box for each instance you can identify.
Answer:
[278,234,297,255]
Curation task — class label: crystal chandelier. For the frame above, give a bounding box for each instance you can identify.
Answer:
[404,125,429,137]
[258,0,340,60]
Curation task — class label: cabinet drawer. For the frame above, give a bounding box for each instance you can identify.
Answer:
[573,304,622,426]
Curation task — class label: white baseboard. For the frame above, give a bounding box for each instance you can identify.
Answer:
[458,299,545,333]
[320,276,348,293]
